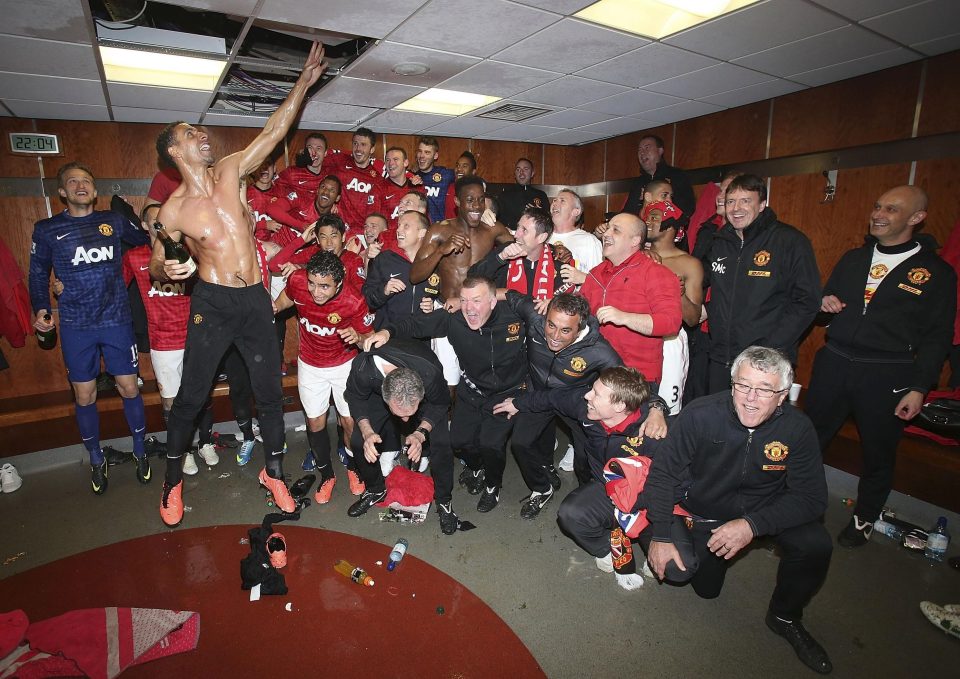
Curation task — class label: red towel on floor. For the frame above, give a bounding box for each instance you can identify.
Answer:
[379,466,435,507]
[0,607,199,678]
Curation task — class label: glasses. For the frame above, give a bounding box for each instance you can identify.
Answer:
[732,382,786,399]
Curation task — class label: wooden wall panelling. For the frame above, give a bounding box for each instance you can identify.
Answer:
[470,140,543,184]
[543,142,604,187]
[579,195,607,234]
[770,163,912,386]
[606,192,628,217]
[914,157,960,247]
[917,50,960,137]
[0,196,70,398]
[603,125,674,180]
[674,101,769,170]
[769,62,921,157]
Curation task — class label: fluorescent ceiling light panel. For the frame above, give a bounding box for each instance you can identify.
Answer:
[100,46,226,90]
[395,88,500,116]
[575,0,761,39]
[97,25,227,91]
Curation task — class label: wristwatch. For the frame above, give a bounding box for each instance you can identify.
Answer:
[415,426,430,443]
[648,399,669,415]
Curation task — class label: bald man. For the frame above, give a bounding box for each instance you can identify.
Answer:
[806,185,956,548]
[565,212,681,388]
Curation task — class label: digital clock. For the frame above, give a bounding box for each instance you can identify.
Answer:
[9,132,61,155]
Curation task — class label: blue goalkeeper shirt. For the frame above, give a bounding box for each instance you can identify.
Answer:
[29,209,149,329]
[417,166,456,223]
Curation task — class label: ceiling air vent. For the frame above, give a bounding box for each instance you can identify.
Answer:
[477,104,552,122]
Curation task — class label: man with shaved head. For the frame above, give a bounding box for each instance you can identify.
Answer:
[568,212,682,389]
[806,185,956,548]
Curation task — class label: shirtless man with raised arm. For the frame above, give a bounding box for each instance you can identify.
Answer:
[150,42,327,527]
[410,175,514,305]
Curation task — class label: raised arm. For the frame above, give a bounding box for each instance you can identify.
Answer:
[238,43,327,176]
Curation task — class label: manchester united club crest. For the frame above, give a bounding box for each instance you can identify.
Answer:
[369,169,378,178]
[99,223,114,237]
[432,172,442,183]
[870,263,889,279]
[193,314,203,325]
[428,273,440,287]
[532,197,543,208]
[570,356,587,372]
[328,312,342,324]
[907,267,931,285]
[507,323,520,335]
[753,250,771,267]
[626,435,642,447]
[764,441,789,462]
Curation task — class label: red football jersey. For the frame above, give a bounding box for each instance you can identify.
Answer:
[275,166,327,203]
[324,153,386,232]
[285,269,373,368]
[382,179,425,226]
[123,245,190,351]
[339,249,366,293]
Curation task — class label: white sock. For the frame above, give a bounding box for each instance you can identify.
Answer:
[595,553,613,573]
[615,572,645,590]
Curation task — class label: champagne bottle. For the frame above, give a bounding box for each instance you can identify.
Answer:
[36,313,56,350]
[154,221,196,276]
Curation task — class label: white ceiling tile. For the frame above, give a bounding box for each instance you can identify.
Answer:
[807,0,927,21]
[1,0,91,43]
[912,32,960,56]
[536,129,609,145]
[790,48,918,87]
[438,61,561,98]
[344,41,479,88]
[516,76,630,108]
[575,117,657,138]
[475,124,563,141]
[387,0,558,58]
[0,72,104,107]
[862,0,960,46]
[3,99,109,121]
[531,109,614,128]
[577,43,718,87]
[0,35,99,80]
[366,109,451,131]
[734,25,900,77]
[258,0,430,39]
[162,1,260,13]
[641,100,725,124]
[424,116,514,137]
[493,18,648,74]
[203,111,269,127]
[698,78,806,107]
[113,107,201,124]
[581,89,686,115]
[647,63,773,99]
[509,0,595,13]
[107,82,212,112]
[300,101,380,125]
[314,77,424,108]
[665,0,847,61]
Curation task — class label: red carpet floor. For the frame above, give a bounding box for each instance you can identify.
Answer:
[0,525,545,678]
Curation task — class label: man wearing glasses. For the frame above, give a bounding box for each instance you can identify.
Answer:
[640,346,833,675]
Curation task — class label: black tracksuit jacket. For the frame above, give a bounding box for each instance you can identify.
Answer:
[362,249,440,331]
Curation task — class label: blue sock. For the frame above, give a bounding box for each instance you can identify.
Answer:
[76,402,102,464]
[122,393,147,458]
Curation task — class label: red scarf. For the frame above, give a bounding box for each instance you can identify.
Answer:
[507,244,556,300]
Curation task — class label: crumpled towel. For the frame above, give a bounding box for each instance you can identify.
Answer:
[0,607,199,678]
[379,465,435,508]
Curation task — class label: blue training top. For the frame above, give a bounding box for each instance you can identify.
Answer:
[417,166,456,224]
[29,209,149,329]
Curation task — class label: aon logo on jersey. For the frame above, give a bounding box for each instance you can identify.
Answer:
[346,178,373,193]
[149,282,186,297]
[72,245,113,266]
[425,186,440,198]
[300,317,337,336]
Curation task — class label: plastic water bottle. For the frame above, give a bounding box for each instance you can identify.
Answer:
[925,517,950,562]
[387,538,408,571]
[873,518,904,541]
